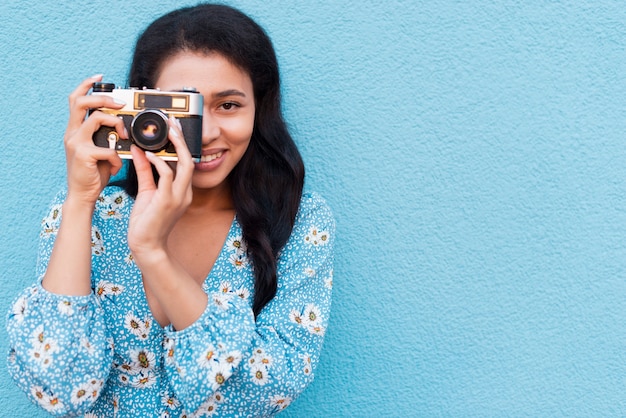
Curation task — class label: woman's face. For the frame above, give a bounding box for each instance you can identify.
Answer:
[155,51,255,192]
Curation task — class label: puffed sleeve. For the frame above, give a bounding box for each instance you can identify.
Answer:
[163,192,335,416]
[6,190,114,416]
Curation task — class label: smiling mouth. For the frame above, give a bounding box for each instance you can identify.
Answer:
[200,151,223,163]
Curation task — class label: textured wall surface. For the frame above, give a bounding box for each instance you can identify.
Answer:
[2,0,626,417]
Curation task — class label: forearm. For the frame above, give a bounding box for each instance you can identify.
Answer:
[41,197,95,295]
[135,249,208,330]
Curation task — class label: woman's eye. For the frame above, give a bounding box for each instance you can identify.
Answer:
[220,102,239,111]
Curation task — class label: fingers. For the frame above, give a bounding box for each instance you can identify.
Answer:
[66,75,126,135]
[131,145,157,194]
[67,74,103,131]
[84,110,128,140]
[133,118,193,207]
[92,147,123,176]
[167,117,194,184]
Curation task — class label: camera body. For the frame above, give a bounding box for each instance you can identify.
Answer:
[91,82,203,162]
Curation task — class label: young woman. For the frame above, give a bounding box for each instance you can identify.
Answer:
[6,4,335,417]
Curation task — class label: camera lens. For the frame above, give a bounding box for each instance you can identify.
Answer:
[130,110,169,151]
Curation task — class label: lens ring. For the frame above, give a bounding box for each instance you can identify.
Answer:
[130,109,169,151]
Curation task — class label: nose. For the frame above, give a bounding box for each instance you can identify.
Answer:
[201,112,220,145]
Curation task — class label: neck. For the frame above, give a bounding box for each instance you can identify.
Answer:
[187,182,234,214]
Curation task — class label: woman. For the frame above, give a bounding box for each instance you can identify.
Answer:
[6,4,335,417]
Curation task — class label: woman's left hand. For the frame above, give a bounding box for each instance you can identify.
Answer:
[127,117,194,261]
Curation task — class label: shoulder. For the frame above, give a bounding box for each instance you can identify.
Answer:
[291,192,336,246]
[296,192,335,228]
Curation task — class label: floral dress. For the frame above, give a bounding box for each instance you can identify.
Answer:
[6,186,335,417]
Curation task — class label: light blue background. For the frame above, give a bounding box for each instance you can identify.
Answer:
[1,0,626,417]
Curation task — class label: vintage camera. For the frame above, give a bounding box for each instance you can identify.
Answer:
[91,82,203,161]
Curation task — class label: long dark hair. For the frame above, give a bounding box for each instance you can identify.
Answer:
[117,4,305,317]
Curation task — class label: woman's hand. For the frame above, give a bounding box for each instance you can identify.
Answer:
[42,75,127,295]
[64,74,126,206]
[127,117,194,262]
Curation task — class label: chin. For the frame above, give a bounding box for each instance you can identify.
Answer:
[191,176,229,192]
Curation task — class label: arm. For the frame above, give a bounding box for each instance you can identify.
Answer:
[42,74,125,296]
[164,194,335,416]
[126,119,208,331]
[6,190,115,416]
[6,75,127,415]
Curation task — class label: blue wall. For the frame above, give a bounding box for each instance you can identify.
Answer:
[2,1,626,416]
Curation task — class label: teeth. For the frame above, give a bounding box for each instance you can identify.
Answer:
[200,152,223,163]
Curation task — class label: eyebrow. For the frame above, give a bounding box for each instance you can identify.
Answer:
[213,89,247,98]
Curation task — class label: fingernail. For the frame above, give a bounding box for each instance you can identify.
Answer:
[145,151,155,158]
[123,127,129,138]
[113,98,126,105]
[90,74,103,79]
[175,118,183,130]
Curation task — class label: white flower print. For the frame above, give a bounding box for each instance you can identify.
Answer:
[131,371,157,389]
[87,378,104,399]
[251,348,273,368]
[269,394,292,411]
[124,312,150,340]
[302,304,321,327]
[226,235,247,254]
[30,385,50,407]
[31,385,64,413]
[228,253,248,270]
[70,382,92,406]
[118,374,131,385]
[289,309,304,326]
[198,344,219,368]
[29,325,59,368]
[248,348,273,386]
[161,392,180,410]
[195,397,219,417]
[163,338,176,365]
[11,191,335,416]
[324,274,333,289]
[95,280,125,299]
[250,366,269,386]
[10,295,27,324]
[91,225,105,255]
[99,191,126,219]
[194,391,225,417]
[217,281,250,301]
[112,394,119,415]
[41,204,62,236]
[225,236,249,270]
[222,350,242,368]
[219,281,232,293]
[57,300,73,316]
[212,293,233,310]
[116,361,140,376]
[304,226,330,246]
[235,286,250,300]
[207,362,231,390]
[300,353,313,376]
[290,303,326,336]
[130,348,156,371]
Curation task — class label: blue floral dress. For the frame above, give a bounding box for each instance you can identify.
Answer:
[6,186,335,417]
